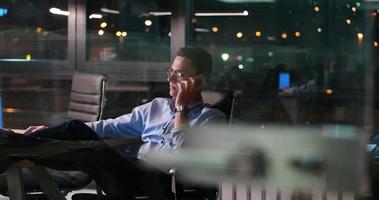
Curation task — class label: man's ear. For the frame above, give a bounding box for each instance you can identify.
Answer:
[196,74,207,90]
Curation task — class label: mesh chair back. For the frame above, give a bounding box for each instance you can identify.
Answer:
[66,73,106,122]
[201,89,236,122]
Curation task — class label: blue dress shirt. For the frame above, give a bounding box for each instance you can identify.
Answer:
[85,98,226,159]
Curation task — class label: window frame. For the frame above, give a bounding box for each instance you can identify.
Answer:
[0,0,194,82]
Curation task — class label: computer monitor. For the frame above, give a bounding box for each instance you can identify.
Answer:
[278,71,290,89]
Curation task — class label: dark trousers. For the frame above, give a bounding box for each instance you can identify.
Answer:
[29,120,174,200]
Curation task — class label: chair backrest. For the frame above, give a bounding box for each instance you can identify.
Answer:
[66,72,107,122]
[201,89,236,123]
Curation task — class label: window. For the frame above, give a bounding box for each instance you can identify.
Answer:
[192,0,374,125]
[0,0,68,61]
[86,0,171,62]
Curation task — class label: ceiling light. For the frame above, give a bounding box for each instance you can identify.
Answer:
[219,0,275,3]
[89,14,103,19]
[195,10,248,16]
[236,32,243,38]
[195,28,210,32]
[49,7,69,16]
[144,11,249,17]
[100,8,120,14]
[145,12,172,16]
[145,20,152,26]
[255,31,262,37]
[100,22,107,28]
[221,53,230,61]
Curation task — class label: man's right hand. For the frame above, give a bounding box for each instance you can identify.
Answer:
[175,76,203,107]
[24,125,48,135]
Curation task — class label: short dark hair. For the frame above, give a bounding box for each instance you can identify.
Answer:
[176,47,213,80]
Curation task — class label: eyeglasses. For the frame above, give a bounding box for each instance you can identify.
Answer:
[167,68,185,79]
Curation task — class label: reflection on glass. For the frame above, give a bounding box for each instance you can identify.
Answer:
[86,0,171,62]
[193,0,375,125]
[0,0,68,61]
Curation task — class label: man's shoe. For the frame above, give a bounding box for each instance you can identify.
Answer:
[0,128,48,160]
[0,128,52,173]
[0,128,47,147]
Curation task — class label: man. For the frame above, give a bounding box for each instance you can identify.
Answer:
[2,47,225,199]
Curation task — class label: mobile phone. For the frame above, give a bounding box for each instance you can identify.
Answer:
[278,72,290,89]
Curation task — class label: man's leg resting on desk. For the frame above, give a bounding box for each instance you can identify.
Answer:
[29,119,100,140]
[1,120,174,200]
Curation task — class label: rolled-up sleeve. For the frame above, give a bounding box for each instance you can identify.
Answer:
[170,124,188,151]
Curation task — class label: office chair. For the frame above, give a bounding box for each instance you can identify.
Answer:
[0,72,107,199]
[71,88,237,200]
[171,89,237,200]
[201,89,236,123]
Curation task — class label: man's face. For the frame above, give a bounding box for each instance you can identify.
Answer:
[167,56,196,97]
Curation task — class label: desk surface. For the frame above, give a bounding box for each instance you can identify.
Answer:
[11,129,25,134]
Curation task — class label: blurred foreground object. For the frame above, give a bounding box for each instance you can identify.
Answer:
[146,124,366,192]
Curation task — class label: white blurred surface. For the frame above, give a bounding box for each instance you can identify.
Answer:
[147,124,367,192]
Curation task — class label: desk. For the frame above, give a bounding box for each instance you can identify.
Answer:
[2,138,137,200]
[6,165,65,200]
[11,129,25,134]
[2,129,64,200]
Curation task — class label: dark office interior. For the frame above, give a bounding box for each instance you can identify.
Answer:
[0,0,378,199]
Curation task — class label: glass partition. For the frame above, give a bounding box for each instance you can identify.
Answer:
[0,0,377,197]
[192,0,375,126]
